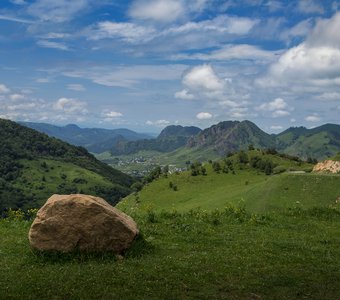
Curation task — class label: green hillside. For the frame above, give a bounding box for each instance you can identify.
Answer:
[276,124,340,160]
[118,151,339,214]
[0,119,134,210]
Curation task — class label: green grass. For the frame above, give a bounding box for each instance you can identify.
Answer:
[1,207,340,299]
[119,164,340,214]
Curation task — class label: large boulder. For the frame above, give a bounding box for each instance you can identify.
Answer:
[29,194,139,253]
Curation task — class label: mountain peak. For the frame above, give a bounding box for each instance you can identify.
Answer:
[158,125,201,139]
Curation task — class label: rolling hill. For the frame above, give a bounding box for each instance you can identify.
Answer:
[118,150,340,214]
[0,119,135,210]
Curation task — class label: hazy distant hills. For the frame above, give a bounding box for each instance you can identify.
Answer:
[20,120,340,160]
[0,119,134,210]
[110,125,202,155]
[20,122,153,154]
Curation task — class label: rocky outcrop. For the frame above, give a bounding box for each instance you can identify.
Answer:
[29,194,139,253]
[312,160,340,174]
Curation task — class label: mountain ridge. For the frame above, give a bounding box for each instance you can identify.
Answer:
[19,120,340,160]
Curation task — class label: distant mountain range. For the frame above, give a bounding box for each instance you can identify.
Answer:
[20,122,153,154]
[20,120,340,160]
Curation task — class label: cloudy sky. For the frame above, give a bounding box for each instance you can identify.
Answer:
[0,0,339,133]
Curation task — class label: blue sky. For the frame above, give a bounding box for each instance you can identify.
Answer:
[0,0,339,133]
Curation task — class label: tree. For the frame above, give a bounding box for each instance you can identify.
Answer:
[212,161,221,173]
[238,151,249,164]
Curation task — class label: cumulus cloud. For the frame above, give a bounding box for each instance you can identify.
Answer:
[9,94,25,101]
[53,98,88,114]
[146,119,170,127]
[272,110,290,118]
[256,98,291,118]
[257,12,340,91]
[305,114,321,122]
[183,64,224,92]
[174,89,194,100]
[196,112,212,120]
[104,111,123,118]
[0,84,10,93]
[316,92,340,101]
[129,0,184,23]
[257,98,288,111]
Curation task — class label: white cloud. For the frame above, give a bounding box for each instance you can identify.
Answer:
[9,94,25,101]
[174,44,280,62]
[257,98,288,111]
[183,64,224,92]
[37,40,70,51]
[0,84,10,93]
[27,0,89,23]
[129,0,184,23]
[36,78,51,83]
[305,114,321,122]
[104,111,123,118]
[280,19,313,43]
[87,15,258,54]
[10,0,27,4]
[67,84,86,92]
[174,89,194,100]
[146,119,170,127]
[257,12,340,90]
[316,92,340,101]
[256,98,291,118]
[196,112,212,120]
[270,125,283,130]
[53,98,88,114]
[63,64,186,88]
[88,22,155,43]
[163,15,258,36]
[297,0,324,14]
[0,15,34,24]
[272,110,290,118]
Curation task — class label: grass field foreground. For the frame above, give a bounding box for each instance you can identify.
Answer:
[1,207,340,299]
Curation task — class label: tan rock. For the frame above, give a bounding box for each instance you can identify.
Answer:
[29,194,139,253]
[312,160,340,174]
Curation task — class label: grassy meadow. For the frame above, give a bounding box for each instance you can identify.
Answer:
[1,206,340,299]
[1,151,340,299]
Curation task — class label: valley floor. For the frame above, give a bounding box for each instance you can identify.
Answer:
[1,207,340,299]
